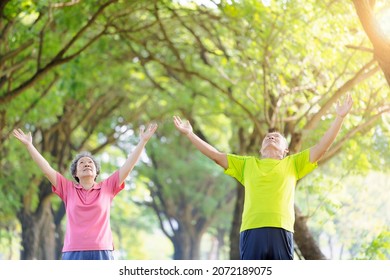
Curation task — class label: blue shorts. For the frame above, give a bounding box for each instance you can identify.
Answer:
[240,227,294,260]
[62,250,114,260]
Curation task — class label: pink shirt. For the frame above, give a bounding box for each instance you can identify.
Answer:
[52,171,124,252]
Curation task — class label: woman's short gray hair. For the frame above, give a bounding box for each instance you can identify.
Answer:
[69,152,100,183]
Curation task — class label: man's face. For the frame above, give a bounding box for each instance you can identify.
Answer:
[260,132,289,156]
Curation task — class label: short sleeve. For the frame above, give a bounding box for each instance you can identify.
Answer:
[291,148,318,179]
[52,172,72,201]
[224,154,248,185]
[101,170,125,197]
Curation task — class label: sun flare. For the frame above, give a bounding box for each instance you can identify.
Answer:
[377,6,390,38]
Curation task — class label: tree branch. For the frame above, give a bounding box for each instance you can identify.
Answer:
[319,105,390,164]
[0,1,117,105]
[304,60,379,130]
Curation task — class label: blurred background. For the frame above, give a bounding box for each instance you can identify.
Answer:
[0,0,389,260]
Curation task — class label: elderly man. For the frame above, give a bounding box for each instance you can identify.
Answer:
[173,94,352,260]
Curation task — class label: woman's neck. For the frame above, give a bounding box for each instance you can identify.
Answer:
[79,178,95,190]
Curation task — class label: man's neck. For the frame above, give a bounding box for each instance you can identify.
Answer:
[261,150,284,160]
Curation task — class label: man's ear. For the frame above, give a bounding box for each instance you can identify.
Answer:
[284,149,289,157]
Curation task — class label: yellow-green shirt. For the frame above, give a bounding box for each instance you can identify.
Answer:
[224,149,317,233]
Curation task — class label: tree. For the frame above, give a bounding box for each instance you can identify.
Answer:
[0,0,118,144]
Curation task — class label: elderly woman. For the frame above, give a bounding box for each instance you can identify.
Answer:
[13,123,158,260]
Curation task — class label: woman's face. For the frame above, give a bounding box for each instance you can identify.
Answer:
[76,157,97,180]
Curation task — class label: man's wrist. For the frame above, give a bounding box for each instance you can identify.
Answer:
[139,138,148,145]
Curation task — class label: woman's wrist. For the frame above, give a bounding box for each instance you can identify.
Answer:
[336,114,345,121]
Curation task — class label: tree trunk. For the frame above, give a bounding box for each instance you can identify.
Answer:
[190,235,201,259]
[54,203,66,259]
[294,205,327,260]
[172,235,190,260]
[171,226,202,260]
[229,182,244,260]
[216,228,226,259]
[18,202,56,260]
[352,0,390,85]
